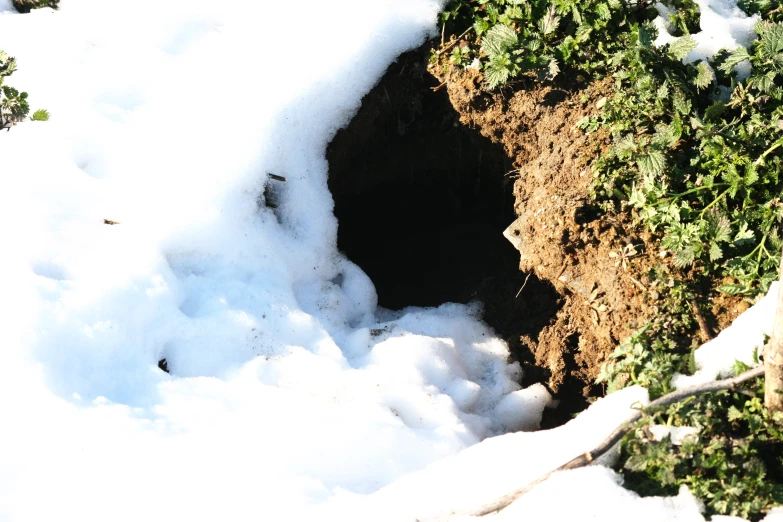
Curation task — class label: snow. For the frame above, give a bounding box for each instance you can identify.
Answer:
[0,0,779,521]
[654,0,759,68]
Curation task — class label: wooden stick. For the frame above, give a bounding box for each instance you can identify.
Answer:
[690,298,714,342]
[765,248,783,411]
[427,366,765,520]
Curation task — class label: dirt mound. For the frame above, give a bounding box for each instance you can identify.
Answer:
[430,66,664,415]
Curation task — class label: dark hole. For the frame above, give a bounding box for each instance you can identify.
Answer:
[574,202,602,225]
[158,358,169,374]
[542,89,568,107]
[326,49,563,400]
[328,50,519,310]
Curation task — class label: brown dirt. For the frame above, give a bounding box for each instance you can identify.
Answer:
[428,64,663,407]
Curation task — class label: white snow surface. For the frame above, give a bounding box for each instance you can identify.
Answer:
[0,1,779,521]
[655,0,759,69]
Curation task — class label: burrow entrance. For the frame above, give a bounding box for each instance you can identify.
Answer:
[327,50,576,425]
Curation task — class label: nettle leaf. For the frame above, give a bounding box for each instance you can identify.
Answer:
[761,22,783,55]
[674,244,697,267]
[719,46,751,74]
[744,162,759,187]
[539,5,561,36]
[718,283,753,295]
[694,61,715,89]
[653,123,678,148]
[596,2,612,21]
[752,71,777,93]
[571,4,582,26]
[709,242,724,261]
[705,101,727,121]
[723,164,743,196]
[639,22,655,48]
[716,217,731,243]
[614,133,637,156]
[481,23,518,57]
[673,91,692,115]
[624,454,650,472]
[638,150,667,177]
[546,57,560,80]
[657,82,670,99]
[669,35,697,61]
[30,108,49,121]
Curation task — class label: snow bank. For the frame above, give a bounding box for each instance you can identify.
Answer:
[0,1,554,520]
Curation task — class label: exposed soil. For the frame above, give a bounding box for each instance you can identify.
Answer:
[326,43,746,428]
[426,64,667,422]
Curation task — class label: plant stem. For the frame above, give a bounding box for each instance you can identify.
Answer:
[754,137,783,167]
[664,183,729,202]
[699,187,731,219]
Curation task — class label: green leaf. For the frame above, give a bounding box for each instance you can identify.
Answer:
[538,5,561,37]
[481,23,518,57]
[719,46,751,73]
[30,108,49,121]
[673,92,692,115]
[669,35,698,61]
[704,101,726,121]
[761,22,783,55]
[709,242,723,261]
[625,454,649,472]
[693,61,715,89]
[638,150,667,177]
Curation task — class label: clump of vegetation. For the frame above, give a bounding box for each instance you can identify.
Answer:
[586,19,783,297]
[597,268,700,399]
[0,51,48,129]
[659,0,701,36]
[437,0,657,88]
[12,0,59,14]
[437,0,783,516]
[618,365,783,521]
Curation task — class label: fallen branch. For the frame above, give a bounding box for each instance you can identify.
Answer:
[431,366,765,520]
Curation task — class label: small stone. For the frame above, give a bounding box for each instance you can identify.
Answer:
[596,96,607,109]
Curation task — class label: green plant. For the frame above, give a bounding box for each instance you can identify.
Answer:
[12,0,59,13]
[738,0,783,23]
[30,108,49,121]
[659,0,701,36]
[618,368,783,521]
[439,0,656,89]
[0,50,48,129]
[597,269,699,399]
[585,19,783,296]
[0,50,29,129]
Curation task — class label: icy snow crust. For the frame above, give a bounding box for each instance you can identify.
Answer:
[0,1,777,521]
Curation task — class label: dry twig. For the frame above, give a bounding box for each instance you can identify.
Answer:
[690,298,714,342]
[426,366,765,520]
